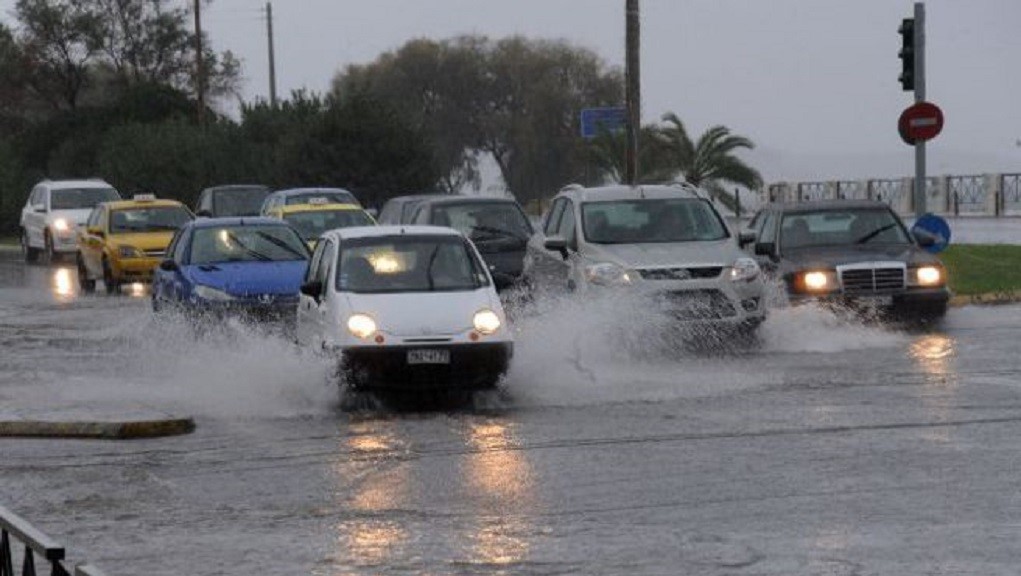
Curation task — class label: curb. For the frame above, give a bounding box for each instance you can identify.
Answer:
[0,417,195,440]
[949,290,1021,308]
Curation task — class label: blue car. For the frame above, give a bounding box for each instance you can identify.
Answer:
[152,218,310,321]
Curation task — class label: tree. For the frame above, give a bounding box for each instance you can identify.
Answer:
[655,112,763,207]
[15,0,102,110]
[587,125,673,185]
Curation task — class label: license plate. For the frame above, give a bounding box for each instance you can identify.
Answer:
[407,349,450,365]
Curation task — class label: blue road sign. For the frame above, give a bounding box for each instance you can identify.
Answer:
[911,213,951,253]
[580,107,627,139]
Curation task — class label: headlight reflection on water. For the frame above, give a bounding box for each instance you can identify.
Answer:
[51,267,75,300]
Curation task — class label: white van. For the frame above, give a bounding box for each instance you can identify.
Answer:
[296,225,513,391]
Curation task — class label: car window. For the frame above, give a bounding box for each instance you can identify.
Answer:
[172,228,191,262]
[305,238,327,284]
[86,207,101,228]
[780,208,910,249]
[165,228,183,260]
[189,225,309,264]
[314,239,336,287]
[109,207,193,233]
[544,199,566,236]
[50,188,120,210]
[429,202,532,243]
[335,234,489,293]
[759,211,778,244]
[283,210,374,241]
[558,200,577,246]
[581,199,728,244]
[211,187,269,217]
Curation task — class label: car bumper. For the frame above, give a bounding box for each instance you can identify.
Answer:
[633,279,767,325]
[110,257,161,283]
[53,232,79,252]
[789,286,950,306]
[340,342,513,390]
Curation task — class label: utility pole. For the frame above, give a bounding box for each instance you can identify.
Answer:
[624,0,640,185]
[266,2,278,107]
[912,2,926,217]
[194,0,206,126]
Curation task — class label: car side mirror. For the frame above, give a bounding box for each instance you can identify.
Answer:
[738,230,756,247]
[544,236,569,259]
[159,259,178,272]
[300,280,322,299]
[196,209,212,218]
[754,241,776,257]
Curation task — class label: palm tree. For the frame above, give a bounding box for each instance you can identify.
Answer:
[587,125,673,185]
[655,112,762,210]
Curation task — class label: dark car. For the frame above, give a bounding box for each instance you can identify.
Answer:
[152,217,310,323]
[377,193,451,224]
[408,196,534,289]
[194,185,271,218]
[744,200,950,319]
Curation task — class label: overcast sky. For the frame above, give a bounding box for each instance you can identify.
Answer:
[3,0,1019,181]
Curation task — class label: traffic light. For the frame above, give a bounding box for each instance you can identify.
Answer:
[898,18,915,91]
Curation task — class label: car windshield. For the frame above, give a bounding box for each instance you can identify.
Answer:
[582,199,728,244]
[189,225,309,264]
[50,188,120,210]
[335,235,489,293]
[110,207,192,233]
[780,208,911,249]
[284,190,358,206]
[283,209,374,241]
[212,187,269,217]
[429,202,533,244]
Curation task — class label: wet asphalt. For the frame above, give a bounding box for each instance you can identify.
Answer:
[3,249,1021,575]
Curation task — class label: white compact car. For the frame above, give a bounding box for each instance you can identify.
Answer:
[525,183,767,332]
[20,179,121,262]
[296,225,513,390]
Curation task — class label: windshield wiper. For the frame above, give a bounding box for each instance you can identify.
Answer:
[255,231,306,259]
[855,223,898,244]
[226,231,271,261]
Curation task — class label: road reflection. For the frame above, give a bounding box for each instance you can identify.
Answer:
[909,332,960,443]
[51,266,75,300]
[461,420,535,570]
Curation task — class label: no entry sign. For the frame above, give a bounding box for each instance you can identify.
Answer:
[899,101,944,145]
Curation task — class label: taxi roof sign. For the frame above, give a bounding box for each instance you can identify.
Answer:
[133,194,157,201]
[307,197,330,205]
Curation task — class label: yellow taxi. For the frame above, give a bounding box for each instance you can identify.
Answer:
[266,199,376,247]
[76,195,194,294]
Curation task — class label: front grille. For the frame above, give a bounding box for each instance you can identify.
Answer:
[639,266,723,281]
[657,289,736,319]
[840,267,905,294]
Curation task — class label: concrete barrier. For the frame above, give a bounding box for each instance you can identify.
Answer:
[0,417,195,439]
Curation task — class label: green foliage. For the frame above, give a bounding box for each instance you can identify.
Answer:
[939,244,1021,296]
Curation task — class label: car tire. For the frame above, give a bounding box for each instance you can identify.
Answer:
[102,258,120,295]
[77,255,95,293]
[21,231,39,263]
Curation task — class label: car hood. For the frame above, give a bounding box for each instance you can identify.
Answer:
[50,209,92,226]
[343,289,499,337]
[781,244,938,269]
[184,260,307,296]
[586,239,743,268]
[108,231,175,252]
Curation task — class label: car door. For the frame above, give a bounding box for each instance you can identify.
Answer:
[297,239,329,346]
[22,187,46,247]
[525,198,566,288]
[158,227,191,305]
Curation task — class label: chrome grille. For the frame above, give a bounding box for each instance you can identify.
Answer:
[840,267,905,294]
[639,266,723,281]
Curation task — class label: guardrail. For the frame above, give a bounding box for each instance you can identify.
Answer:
[0,505,106,576]
[765,172,1021,217]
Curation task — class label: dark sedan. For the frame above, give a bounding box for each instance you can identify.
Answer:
[744,200,950,319]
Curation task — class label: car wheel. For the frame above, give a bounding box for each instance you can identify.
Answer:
[21,231,39,263]
[77,255,95,293]
[102,258,120,295]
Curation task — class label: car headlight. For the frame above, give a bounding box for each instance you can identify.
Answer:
[117,245,142,258]
[799,270,837,293]
[911,265,944,287]
[585,262,633,286]
[52,218,70,233]
[347,313,378,340]
[473,309,501,335]
[193,284,235,301]
[728,257,760,282]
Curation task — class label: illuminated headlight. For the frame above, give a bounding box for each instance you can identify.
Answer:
[585,262,633,286]
[347,313,378,340]
[728,257,760,282]
[472,309,501,335]
[193,284,235,301]
[52,218,70,233]
[117,245,142,258]
[801,270,836,292]
[912,265,944,286]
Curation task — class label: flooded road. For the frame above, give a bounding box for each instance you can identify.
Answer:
[4,250,1021,575]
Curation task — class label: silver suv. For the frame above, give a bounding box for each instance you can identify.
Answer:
[19,179,121,263]
[524,183,767,329]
